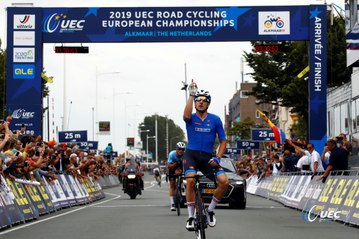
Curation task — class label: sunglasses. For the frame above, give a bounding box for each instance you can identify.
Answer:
[177,148,185,151]
[194,96,210,102]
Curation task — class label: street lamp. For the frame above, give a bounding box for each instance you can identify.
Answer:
[113,90,134,151]
[146,135,156,167]
[139,129,150,161]
[95,67,120,141]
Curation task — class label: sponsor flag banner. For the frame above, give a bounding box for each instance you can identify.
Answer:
[256,109,286,144]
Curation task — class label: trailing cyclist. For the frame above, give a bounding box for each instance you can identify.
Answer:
[166,141,185,211]
[153,166,162,186]
[183,80,229,231]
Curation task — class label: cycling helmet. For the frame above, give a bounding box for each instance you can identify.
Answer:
[194,90,211,103]
[176,142,186,150]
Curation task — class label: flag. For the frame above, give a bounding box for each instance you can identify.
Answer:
[256,109,286,144]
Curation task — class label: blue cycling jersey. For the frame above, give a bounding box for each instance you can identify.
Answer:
[184,113,226,154]
[167,150,182,164]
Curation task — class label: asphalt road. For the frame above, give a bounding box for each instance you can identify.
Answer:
[0,173,358,239]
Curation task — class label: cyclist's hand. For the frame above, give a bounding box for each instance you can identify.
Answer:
[188,79,198,96]
[208,157,220,167]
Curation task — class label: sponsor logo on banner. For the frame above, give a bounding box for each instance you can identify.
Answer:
[13,64,35,79]
[11,108,35,119]
[258,12,290,35]
[14,14,35,29]
[13,31,35,46]
[302,205,341,222]
[43,13,86,33]
[13,48,35,62]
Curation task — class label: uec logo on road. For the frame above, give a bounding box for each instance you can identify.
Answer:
[302,205,341,223]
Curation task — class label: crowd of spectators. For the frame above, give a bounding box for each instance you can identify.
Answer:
[0,121,120,185]
[234,133,351,181]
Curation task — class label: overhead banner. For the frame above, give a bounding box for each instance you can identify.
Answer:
[41,6,310,43]
[6,5,327,144]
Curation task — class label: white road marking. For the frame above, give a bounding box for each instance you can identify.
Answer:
[0,193,122,235]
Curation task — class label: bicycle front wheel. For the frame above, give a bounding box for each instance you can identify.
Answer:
[175,180,181,216]
[195,193,206,239]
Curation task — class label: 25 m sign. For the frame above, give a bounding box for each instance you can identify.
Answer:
[58,130,88,143]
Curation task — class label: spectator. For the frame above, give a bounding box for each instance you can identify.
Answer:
[271,154,282,175]
[295,151,311,174]
[283,150,299,172]
[321,143,330,170]
[289,140,325,176]
[318,139,349,182]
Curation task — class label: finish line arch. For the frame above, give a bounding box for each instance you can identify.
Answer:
[6,5,327,150]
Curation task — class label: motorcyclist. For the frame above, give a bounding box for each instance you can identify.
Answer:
[122,156,144,194]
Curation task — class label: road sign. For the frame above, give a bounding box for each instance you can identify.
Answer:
[251,128,275,141]
[78,141,98,150]
[237,140,260,149]
[225,148,241,154]
[58,130,88,143]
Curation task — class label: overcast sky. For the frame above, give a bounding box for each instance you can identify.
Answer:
[0,0,344,153]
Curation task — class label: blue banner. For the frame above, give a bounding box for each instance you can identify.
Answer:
[6,8,43,136]
[225,148,241,154]
[78,141,98,150]
[237,140,260,149]
[58,130,88,143]
[41,6,310,43]
[251,128,275,141]
[309,5,327,152]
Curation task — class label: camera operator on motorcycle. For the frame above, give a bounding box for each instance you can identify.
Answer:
[122,156,144,194]
[167,142,185,211]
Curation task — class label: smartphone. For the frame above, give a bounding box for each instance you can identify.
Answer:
[15,151,20,156]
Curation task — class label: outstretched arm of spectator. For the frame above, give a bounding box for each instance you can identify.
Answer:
[0,133,11,151]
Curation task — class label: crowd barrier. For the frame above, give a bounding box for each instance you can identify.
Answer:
[0,174,120,229]
[246,171,359,226]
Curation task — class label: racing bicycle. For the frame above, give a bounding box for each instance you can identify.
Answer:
[185,173,216,239]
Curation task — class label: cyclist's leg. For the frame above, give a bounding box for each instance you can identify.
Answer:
[198,153,229,227]
[183,150,198,230]
[168,171,176,210]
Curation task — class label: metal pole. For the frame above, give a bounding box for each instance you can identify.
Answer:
[146,134,149,167]
[95,66,98,141]
[184,63,188,102]
[92,107,94,140]
[166,115,169,159]
[155,115,158,164]
[63,54,67,131]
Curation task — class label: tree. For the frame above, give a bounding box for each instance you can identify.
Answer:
[139,115,185,162]
[227,117,255,143]
[244,13,351,133]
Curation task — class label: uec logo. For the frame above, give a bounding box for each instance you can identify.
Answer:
[43,13,85,33]
[302,205,341,223]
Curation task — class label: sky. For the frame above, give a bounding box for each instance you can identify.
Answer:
[0,0,345,153]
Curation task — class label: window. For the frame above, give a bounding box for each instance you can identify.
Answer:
[256,111,260,118]
[240,90,249,98]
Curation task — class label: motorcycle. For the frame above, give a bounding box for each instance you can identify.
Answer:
[121,168,143,199]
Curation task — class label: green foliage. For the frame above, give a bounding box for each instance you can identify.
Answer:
[139,115,185,162]
[291,116,308,142]
[227,117,255,142]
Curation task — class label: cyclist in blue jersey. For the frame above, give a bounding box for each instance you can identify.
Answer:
[167,141,186,211]
[183,80,229,231]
